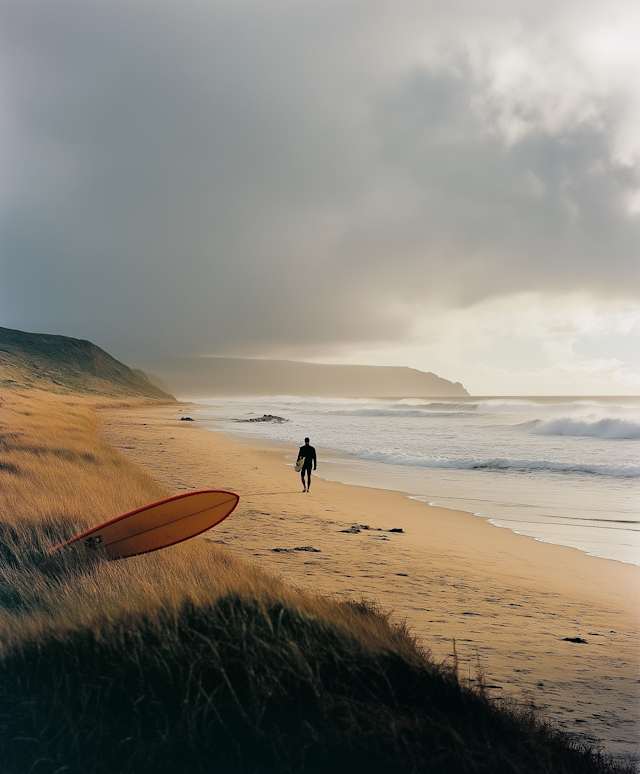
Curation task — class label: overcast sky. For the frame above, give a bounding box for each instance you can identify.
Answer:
[2,0,639,394]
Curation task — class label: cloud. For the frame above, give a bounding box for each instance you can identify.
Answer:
[500,338,640,393]
[465,2,640,163]
[307,294,640,393]
[1,0,639,388]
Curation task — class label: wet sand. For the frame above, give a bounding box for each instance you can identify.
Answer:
[99,403,640,761]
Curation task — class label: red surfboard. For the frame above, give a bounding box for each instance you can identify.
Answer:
[49,489,239,560]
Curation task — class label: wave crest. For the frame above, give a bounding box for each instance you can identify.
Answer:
[334,408,468,418]
[531,417,640,440]
[355,451,640,478]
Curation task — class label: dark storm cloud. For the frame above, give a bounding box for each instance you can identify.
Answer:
[2,0,638,362]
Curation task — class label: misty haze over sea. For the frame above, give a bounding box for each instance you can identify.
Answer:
[193,395,640,566]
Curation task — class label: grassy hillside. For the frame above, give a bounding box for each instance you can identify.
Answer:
[0,391,632,774]
[0,326,174,399]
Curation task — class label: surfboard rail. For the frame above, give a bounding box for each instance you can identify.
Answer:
[48,489,240,560]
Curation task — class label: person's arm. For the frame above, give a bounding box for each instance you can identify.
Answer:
[313,448,317,469]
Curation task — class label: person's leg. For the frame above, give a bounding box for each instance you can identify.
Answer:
[305,469,312,490]
[301,470,307,492]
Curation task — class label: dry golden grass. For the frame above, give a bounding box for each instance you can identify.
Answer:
[0,389,421,661]
[0,389,633,774]
[0,326,174,398]
[0,390,169,534]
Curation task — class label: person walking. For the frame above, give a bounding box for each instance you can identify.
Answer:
[297,437,317,492]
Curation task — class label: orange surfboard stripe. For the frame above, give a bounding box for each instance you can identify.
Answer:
[49,490,239,560]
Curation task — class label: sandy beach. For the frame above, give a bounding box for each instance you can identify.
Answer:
[99,403,640,760]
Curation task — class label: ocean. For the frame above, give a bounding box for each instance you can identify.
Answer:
[192,396,640,567]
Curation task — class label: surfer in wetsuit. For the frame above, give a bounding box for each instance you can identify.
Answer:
[297,437,317,493]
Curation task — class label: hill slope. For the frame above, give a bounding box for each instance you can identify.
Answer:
[0,327,174,400]
[143,356,469,398]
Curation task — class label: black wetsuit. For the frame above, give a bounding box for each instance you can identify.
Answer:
[298,444,317,471]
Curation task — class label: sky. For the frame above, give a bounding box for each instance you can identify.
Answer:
[2,0,639,395]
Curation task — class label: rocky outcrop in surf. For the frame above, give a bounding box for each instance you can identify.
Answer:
[237,414,288,423]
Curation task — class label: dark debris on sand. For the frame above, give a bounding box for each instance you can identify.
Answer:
[271,546,321,553]
[237,414,288,423]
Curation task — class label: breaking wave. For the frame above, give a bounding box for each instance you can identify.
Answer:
[353,451,640,478]
[531,417,640,440]
[414,402,478,411]
[333,408,467,418]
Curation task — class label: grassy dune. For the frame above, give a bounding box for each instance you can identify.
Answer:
[0,325,174,399]
[0,391,633,774]
[0,391,169,536]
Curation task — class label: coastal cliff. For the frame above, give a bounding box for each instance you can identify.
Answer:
[142,356,469,398]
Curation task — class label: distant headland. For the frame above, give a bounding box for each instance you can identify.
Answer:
[141,356,469,398]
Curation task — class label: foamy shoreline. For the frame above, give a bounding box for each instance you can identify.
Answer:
[99,402,640,761]
[190,395,640,566]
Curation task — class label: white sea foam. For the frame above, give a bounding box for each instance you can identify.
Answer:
[353,451,640,478]
[411,402,478,411]
[479,400,634,416]
[194,395,640,564]
[333,408,467,418]
[531,416,640,440]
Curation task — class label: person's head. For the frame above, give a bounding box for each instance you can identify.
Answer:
[304,437,310,444]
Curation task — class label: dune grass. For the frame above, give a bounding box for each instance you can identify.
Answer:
[0,391,169,535]
[0,325,175,399]
[0,390,634,774]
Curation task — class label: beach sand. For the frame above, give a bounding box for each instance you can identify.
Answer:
[99,403,640,761]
